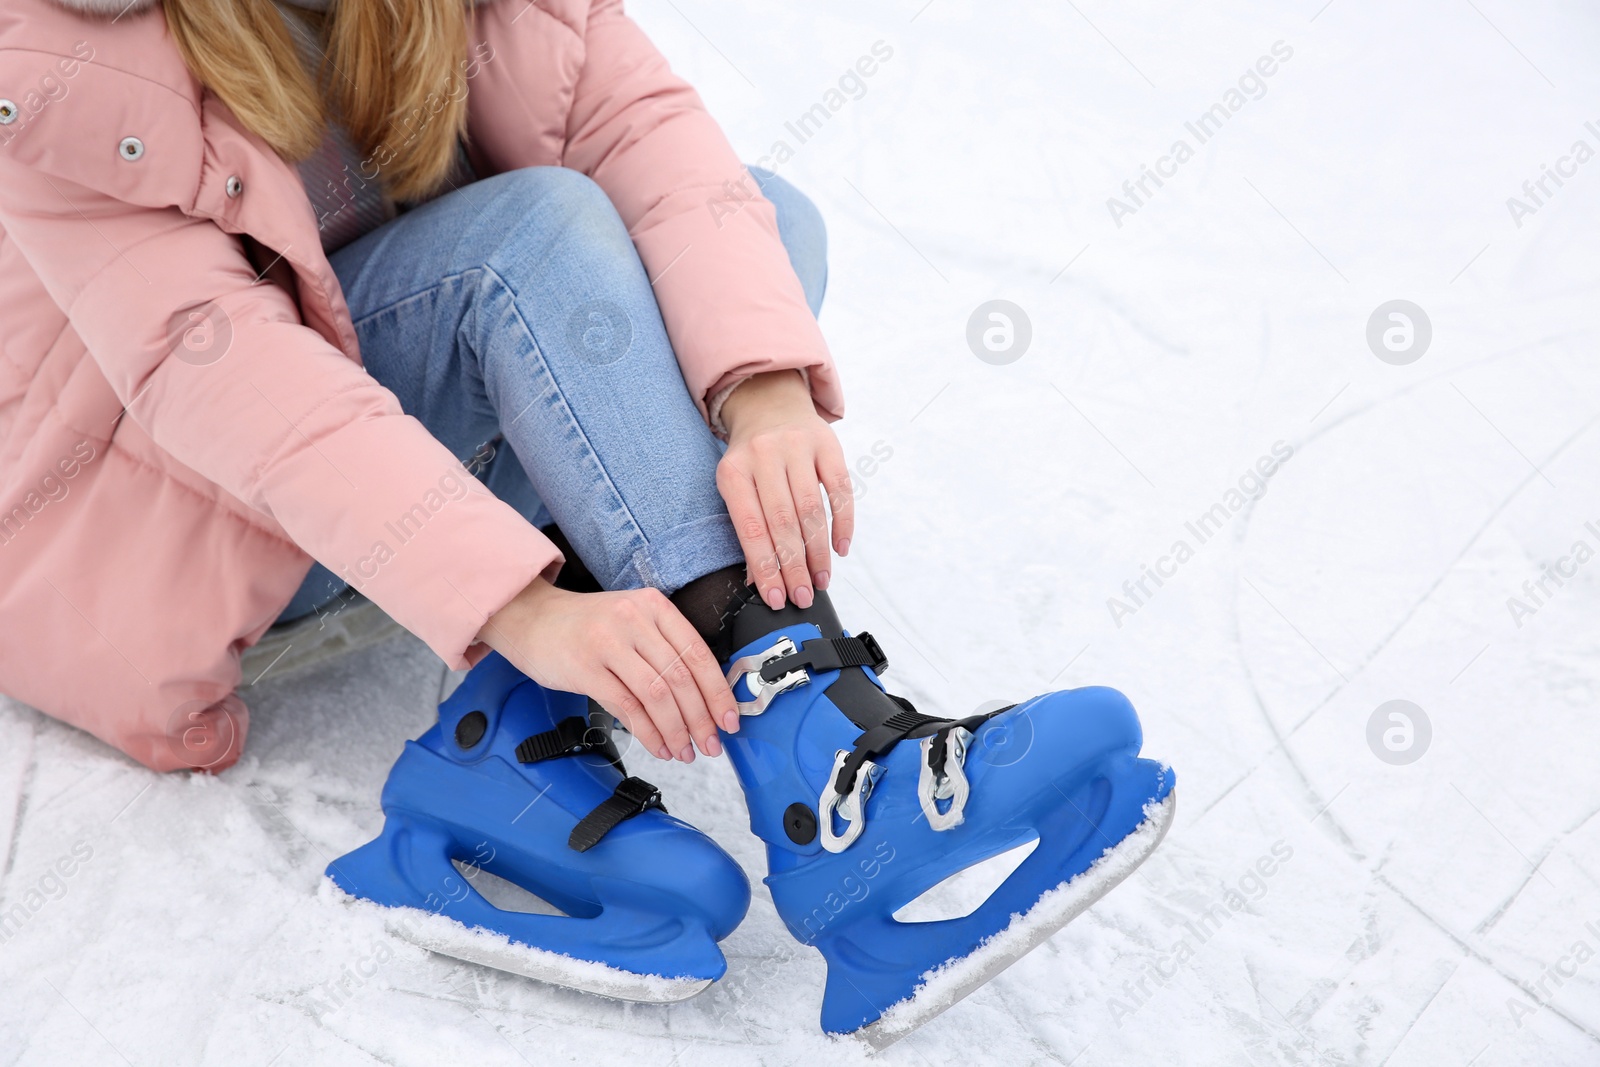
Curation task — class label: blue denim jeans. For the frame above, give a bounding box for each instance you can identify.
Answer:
[276,166,827,623]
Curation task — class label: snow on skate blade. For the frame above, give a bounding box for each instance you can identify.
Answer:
[859,792,1177,1051]
[321,881,712,1004]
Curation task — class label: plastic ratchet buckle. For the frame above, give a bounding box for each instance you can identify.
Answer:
[725,636,809,716]
[819,749,883,853]
[917,726,973,831]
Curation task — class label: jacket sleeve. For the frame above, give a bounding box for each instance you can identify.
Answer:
[560,0,844,423]
[0,163,561,670]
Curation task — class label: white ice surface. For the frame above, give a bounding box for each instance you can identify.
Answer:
[5,1,1600,1064]
[318,882,712,1005]
[868,795,1177,1048]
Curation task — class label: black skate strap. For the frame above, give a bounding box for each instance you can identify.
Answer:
[760,633,888,683]
[516,714,625,772]
[735,619,1013,799]
[925,705,1014,777]
[833,703,946,795]
[832,697,1016,796]
[568,776,666,852]
[514,716,592,762]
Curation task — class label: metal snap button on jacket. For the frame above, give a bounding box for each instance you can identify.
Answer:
[118,136,145,161]
[226,175,243,198]
[0,100,17,125]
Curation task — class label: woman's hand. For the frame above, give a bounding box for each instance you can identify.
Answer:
[717,369,853,610]
[477,578,738,763]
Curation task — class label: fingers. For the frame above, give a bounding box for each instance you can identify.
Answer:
[716,424,852,612]
[614,651,697,763]
[635,626,721,761]
[581,593,734,763]
[787,457,832,597]
[655,601,741,735]
[592,668,668,761]
[816,439,855,563]
[756,454,812,609]
[718,462,784,611]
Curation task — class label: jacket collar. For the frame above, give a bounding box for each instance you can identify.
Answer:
[50,0,161,12]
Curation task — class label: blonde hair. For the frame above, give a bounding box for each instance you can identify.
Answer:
[163,0,470,201]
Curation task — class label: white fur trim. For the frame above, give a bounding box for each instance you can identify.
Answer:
[45,0,497,13]
[49,0,158,14]
[706,377,751,440]
[708,366,812,439]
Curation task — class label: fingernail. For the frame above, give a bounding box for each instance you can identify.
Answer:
[764,587,784,610]
[795,586,813,609]
[721,710,740,733]
[678,744,695,764]
[814,570,830,591]
[655,744,671,760]
[703,734,723,757]
[837,538,851,556]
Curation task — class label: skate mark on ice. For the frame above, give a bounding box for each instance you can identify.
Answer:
[1195,366,1600,832]
[1474,800,1600,936]
[1181,970,1297,1066]
[246,781,345,874]
[1247,959,1349,1066]
[1215,575,1362,860]
[1192,350,1600,1053]
[0,720,38,904]
[1259,340,1597,743]
[1372,957,1462,1067]
[316,1024,406,1067]
[1280,890,1389,1037]
[1377,873,1600,1049]
[1220,409,1598,838]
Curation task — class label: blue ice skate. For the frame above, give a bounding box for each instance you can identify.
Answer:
[716,591,1175,1045]
[326,653,750,1002]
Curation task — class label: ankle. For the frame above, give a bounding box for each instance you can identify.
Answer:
[668,564,753,654]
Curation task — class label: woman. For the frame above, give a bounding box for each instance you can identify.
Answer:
[0,0,1174,1042]
[0,0,844,770]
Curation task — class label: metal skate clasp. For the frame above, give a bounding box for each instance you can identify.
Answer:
[725,636,809,716]
[820,749,883,853]
[918,726,973,831]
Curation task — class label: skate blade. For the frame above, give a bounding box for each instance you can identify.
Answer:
[858,791,1177,1051]
[325,882,713,1004]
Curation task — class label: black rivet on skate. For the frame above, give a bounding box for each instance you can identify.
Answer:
[784,802,818,845]
[455,710,488,749]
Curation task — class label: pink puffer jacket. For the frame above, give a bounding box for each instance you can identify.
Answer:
[0,0,841,772]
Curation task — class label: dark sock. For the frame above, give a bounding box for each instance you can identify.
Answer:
[544,522,757,656]
[669,564,757,657]
[727,586,843,653]
[539,525,603,593]
[543,522,777,657]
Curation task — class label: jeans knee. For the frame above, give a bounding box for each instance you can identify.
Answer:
[462,167,649,328]
[750,168,825,247]
[747,167,827,315]
[492,165,607,209]
[482,167,630,257]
